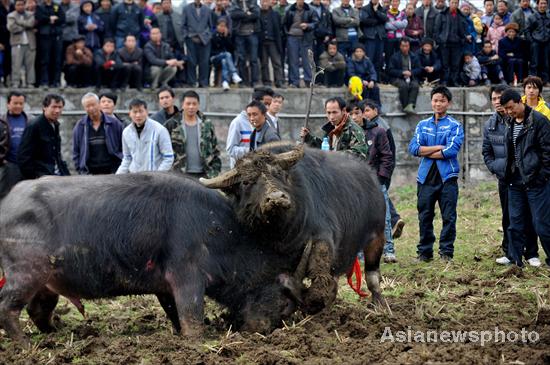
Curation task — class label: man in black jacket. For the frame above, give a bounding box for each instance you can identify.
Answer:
[360,0,387,78]
[17,94,70,179]
[415,0,437,38]
[283,0,319,88]
[231,0,261,87]
[500,88,550,267]
[388,38,422,113]
[434,0,468,86]
[144,27,183,88]
[482,85,539,266]
[525,0,550,83]
[111,0,144,49]
[259,0,284,88]
[94,38,127,90]
[118,34,144,90]
[309,0,332,72]
[36,0,65,87]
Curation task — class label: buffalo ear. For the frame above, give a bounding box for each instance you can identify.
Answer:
[273,146,305,170]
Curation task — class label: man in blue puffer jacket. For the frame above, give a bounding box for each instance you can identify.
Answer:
[408,86,464,262]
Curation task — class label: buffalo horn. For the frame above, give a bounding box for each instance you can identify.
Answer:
[199,169,240,189]
[293,240,313,281]
[273,146,305,169]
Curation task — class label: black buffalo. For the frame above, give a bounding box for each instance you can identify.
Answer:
[200,143,387,314]
[0,173,304,343]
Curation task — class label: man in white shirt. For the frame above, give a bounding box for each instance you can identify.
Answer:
[116,99,174,174]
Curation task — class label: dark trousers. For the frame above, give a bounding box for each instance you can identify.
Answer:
[287,36,312,86]
[39,34,63,86]
[96,65,126,88]
[0,162,23,200]
[498,180,538,259]
[260,40,283,86]
[417,179,459,258]
[64,64,93,87]
[324,69,345,87]
[338,40,353,59]
[235,34,260,85]
[365,38,384,79]
[419,69,440,83]
[508,182,550,267]
[392,78,419,108]
[384,39,400,70]
[361,84,381,109]
[530,40,549,83]
[440,43,462,86]
[481,63,503,83]
[503,58,524,83]
[121,64,143,88]
[185,39,211,87]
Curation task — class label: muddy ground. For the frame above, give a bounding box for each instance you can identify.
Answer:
[1,183,550,364]
[1,270,549,365]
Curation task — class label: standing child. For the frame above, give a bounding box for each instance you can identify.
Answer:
[408,86,464,262]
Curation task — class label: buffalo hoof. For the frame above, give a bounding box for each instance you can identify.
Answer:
[179,320,204,338]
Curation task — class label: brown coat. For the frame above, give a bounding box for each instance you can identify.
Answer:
[65,44,94,66]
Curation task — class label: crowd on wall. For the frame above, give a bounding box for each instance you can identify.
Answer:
[1,0,550,110]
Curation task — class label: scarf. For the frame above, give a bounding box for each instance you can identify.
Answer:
[328,112,349,148]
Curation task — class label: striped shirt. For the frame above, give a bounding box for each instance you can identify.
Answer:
[512,122,523,168]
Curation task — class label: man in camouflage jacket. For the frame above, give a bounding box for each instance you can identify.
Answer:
[163,91,221,178]
[300,97,369,160]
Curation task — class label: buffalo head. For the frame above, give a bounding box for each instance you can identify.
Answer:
[200,144,304,235]
[236,241,312,332]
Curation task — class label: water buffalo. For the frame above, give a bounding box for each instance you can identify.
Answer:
[200,143,387,314]
[0,173,304,344]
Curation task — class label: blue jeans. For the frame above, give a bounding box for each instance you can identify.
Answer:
[185,39,211,87]
[235,34,259,84]
[287,36,312,87]
[381,184,394,255]
[508,182,550,267]
[417,179,459,258]
[210,52,237,83]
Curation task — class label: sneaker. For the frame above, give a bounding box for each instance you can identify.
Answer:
[392,219,406,239]
[383,253,397,263]
[416,255,432,263]
[496,256,511,265]
[222,80,230,91]
[403,104,415,114]
[232,74,242,84]
[527,257,542,267]
[440,254,453,262]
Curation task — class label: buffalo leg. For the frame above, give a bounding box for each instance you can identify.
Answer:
[26,287,59,333]
[167,269,205,336]
[156,293,181,334]
[364,231,385,306]
[303,240,338,314]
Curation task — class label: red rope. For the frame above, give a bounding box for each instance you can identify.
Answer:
[0,276,5,289]
[346,257,369,298]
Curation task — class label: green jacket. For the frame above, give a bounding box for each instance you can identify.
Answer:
[164,112,222,177]
[304,117,369,160]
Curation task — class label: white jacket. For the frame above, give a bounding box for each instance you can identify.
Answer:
[226,111,252,168]
[116,119,174,174]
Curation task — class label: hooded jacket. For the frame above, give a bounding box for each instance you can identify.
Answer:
[521,95,550,120]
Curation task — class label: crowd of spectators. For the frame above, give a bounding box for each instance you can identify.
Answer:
[1,0,549,99]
